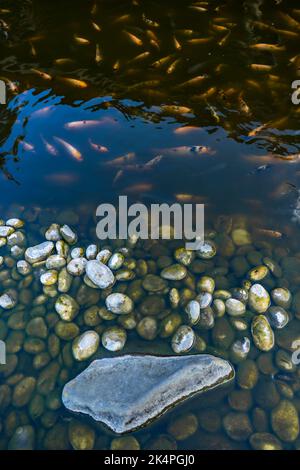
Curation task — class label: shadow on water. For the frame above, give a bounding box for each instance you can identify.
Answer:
[0,0,299,231]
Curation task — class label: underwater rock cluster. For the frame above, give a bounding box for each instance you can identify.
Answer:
[0,211,300,450]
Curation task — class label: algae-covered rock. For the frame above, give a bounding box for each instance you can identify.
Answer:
[271,400,299,442]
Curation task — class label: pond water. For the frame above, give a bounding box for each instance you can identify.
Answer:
[0,0,300,451]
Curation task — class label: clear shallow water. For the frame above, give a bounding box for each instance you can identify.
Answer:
[0,0,300,451]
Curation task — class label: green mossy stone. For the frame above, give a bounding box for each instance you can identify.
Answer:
[271,400,299,442]
[223,412,253,441]
[12,377,36,408]
[167,413,198,441]
[68,420,95,450]
[236,360,259,390]
[250,433,282,450]
[251,315,274,352]
[110,436,140,450]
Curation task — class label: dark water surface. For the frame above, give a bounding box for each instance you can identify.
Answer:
[0,0,300,451]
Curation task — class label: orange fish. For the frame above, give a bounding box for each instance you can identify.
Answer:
[89,139,109,153]
[21,141,35,152]
[53,137,83,161]
[57,77,88,88]
[65,120,102,129]
[41,136,59,156]
[45,173,79,184]
[174,126,201,135]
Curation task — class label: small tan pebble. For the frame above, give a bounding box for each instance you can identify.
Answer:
[60,224,77,244]
[6,218,24,228]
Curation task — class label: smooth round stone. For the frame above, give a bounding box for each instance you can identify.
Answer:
[60,224,77,244]
[271,288,292,309]
[105,293,133,315]
[56,240,69,257]
[72,331,100,361]
[196,241,216,259]
[142,274,167,292]
[263,257,282,278]
[248,283,270,313]
[197,276,215,294]
[160,264,187,281]
[214,289,232,300]
[223,412,253,441]
[108,253,125,270]
[68,421,95,450]
[25,241,54,264]
[267,306,289,329]
[45,224,61,241]
[231,337,251,361]
[55,321,79,340]
[102,327,127,351]
[116,269,135,281]
[275,349,295,372]
[11,245,24,257]
[111,436,140,451]
[55,294,79,321]
[198,307,215,330]
[7,231,26,246]
[139,295,165,316]
[174,247,194,266]
[0,225,14,237]
[230,317,248,332]
[17,260,31,275]
[237,360,259,390]
[271,400,299,442]
[70,247,84,258]
[0,237,6,247]
[67,257,87,276]
[40,270,58,286]
[225,298,246,316]
[85,260,115,289]
[248,265,269,281]
[251,315,274,352]
[8,425,35,450]
[86,244,97,260]
[231,287,248,303]
[46,255,66,269]
[228,389,252,412]
[185,300,200,325]
[26,317,48,338]
[12,377,36,407]
[137,316,158,340]
[231,228,251,246]
[96,249,112,263]
[58,268,73,293]
[169,288,180,308]
[0,292,16,309]
[196,292,212,308]
[6,218,24,228]
[160,313,182,338]
[168,413,198,441]
[212,298,226,317]
[249,433,282,450]
[171,325,195,354]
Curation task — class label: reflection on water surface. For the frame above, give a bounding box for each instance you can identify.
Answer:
[0,0,300,451]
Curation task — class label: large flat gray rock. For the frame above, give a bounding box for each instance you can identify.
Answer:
[62,354,234,434]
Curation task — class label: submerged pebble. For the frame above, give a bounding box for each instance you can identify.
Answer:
[55,294,79,321]
[72,331,100,361]
[25,241,54,264]
[105,293,133,314]
[85,260,115,289]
